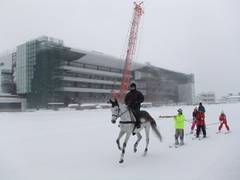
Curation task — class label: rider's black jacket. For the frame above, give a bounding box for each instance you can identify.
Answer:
[124,89,144,111]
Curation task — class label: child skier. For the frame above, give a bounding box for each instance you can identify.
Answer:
[196,110,206,138]
[218,111,230,132]
[174,109,185,145]
[190,107,198,134]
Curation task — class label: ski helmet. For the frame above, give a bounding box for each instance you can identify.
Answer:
[177,108,183,113]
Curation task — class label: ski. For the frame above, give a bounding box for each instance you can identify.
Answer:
[185,132,194,136]
[192,137,200,140]
[192,136,208,140]
[225,131,231,134]
[169,145,180,148]
[216,131,231,135]
[169,143,185,148]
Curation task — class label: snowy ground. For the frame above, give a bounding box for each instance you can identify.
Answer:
[0,103,240,180]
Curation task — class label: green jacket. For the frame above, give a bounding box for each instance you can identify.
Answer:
[174,114,185,129]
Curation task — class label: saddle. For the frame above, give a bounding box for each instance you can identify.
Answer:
[129,110,152,122]
[139,111,152,121]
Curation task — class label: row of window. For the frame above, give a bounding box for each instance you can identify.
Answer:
[63,81,119,89]
[64,92,110,103]
[63,71,121,82]
[61,61,122,74]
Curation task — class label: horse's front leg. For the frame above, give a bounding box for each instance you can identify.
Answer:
[134,133,142,153]
[144,125,150,156]
[119,132,131,163]
[116,130,125,150]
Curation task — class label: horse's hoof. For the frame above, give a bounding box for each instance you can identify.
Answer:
[119,159,124,163]
[117,146,122,150]
[143,148,148,156]
[134,148,137,153]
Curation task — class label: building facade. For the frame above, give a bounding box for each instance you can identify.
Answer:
[219,93,240,103]
[0,36,195,108]
[0,52,15,94]
[0,95,26,112]
[197,92,216,104]
[134,65,195,105]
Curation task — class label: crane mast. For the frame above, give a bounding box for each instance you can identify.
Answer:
[113,1,144,102]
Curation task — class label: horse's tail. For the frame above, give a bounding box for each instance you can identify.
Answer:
[148,115,162,142]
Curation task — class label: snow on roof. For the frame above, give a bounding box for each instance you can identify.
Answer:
[48,102,64,105]
[80,103,97,107]
[68,104,79,107]
[226,95,240,99]
[97,103,111,107]
[71,48,143,70]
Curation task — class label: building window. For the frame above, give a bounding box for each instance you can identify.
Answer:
[85,64,98,70]
[98,66,110,71]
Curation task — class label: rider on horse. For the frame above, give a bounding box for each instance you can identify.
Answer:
[125,82,144,128]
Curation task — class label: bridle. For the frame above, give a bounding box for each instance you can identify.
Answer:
[112,105,128,119]
[111,105,135,124]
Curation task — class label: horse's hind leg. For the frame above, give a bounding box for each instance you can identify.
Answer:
[144,125,150,156]
[134,133,142,153]
[119,132,131,163]
[116,130,125,150]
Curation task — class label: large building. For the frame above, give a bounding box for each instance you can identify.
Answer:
[197,92,216,104]
[0,36,195,108]
[0,52,16,94]
[134,65,195,105]
[219,93,240,103]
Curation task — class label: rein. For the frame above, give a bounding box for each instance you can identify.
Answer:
[119,121,135,124]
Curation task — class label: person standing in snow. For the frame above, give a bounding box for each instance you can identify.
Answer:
[198,102,205,113]
[125,82,144,129]
[190,107,198,134]
[218,111,230,132]
[174,109,185,145]
[196,110,207,138]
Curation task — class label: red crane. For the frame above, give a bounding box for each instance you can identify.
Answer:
[112,1,144,102]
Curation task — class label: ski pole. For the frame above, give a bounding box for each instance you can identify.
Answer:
[159,115,174,118]
[184,119,192,123]
[159,116,192,123]
[206,122,219,127]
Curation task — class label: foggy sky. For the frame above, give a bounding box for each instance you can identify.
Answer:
[0,0,240,98]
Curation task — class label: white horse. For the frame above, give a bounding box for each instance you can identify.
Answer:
[109,98,162,163]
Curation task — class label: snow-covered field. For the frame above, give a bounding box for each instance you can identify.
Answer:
[0,103,240,180]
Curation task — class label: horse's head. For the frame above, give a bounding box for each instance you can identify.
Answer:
[108,98,120,124]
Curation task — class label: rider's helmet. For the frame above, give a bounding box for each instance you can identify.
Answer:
[129,82,136,91]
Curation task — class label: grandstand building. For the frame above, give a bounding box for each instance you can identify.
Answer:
[0,36,195,108]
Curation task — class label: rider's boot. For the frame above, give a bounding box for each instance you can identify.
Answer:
[135,121,141,129]
[132,122,140,136]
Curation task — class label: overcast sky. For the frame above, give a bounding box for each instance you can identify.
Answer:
[0,0,239,98]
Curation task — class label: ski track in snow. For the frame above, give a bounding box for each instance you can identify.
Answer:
[0,103,240,180]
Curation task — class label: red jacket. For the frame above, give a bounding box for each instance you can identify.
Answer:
[219,114,227,123]
[196,112,205,126]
